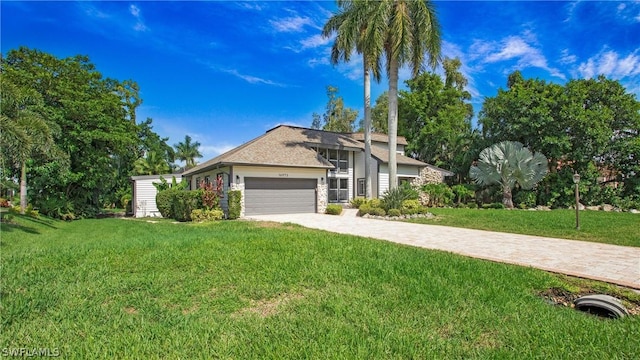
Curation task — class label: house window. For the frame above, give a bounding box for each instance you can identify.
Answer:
[357,178,365,197]
[320,149,349,173]
[329,178,349,202]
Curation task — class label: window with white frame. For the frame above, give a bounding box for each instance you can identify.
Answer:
[329,178,349,202]
[318,148,349,173]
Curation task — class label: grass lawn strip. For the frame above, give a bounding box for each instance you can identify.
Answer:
[1,215,638,358]
[408,208,640,247]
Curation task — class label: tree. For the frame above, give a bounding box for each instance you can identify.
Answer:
[480,72,640,207]
[3,47,141,218]
[470,141,548,209]
[313,85,358,133]
[323,0,383,198]
[174,135,202,169]
[134,151,171,175]
[371,91,389,133]
[398,58,474,180]
[365,0,441,189]
[0,76,57,213]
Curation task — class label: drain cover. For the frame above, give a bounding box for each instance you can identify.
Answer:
[574,294,629,319]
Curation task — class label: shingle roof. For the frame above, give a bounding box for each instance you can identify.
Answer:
[349,132,408,145]
[183,125,428,176]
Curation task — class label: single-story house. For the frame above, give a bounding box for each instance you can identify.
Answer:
[131,174,183,218]
[182,125,452,216]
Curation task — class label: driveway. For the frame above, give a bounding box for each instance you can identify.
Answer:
[248,209,640,289]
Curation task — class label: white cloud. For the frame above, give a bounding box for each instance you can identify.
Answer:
[222,69,287,87]
[473,35,565,80]
[300,34,331,50]
[270,15,314,33]
[199,144,237,159]
[129,4,148,32]
[577,49,640,79]
[559,49,577,65]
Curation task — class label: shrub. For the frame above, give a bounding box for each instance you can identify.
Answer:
[387,208,401,217]
[227,190,242,219]
[422,183,454,207]
[482,202,505,209]
[350,197,367,208]
[172,191,202,222]
[325,204,343,215]
[452,184,475,204]
[0,198,9,207]
[381,183,419,211]
[370,207,386,216]
[156,189,177,218]
[368,198,382,209]
[401,199,423,215]
[467,202,478,209]
[514,190,537,208]
[190,209,224,222]
[358,204,372,216]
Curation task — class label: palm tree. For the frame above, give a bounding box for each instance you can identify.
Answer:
[133,151,171,175]
[379,0,441,190]
[174,135,202,169]
[469,141,548,209]
[323,0,382,199]
[0,77,54,214]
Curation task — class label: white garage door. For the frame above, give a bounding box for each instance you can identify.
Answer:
[244,177,317,215]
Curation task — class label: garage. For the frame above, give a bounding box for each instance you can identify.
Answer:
[244,177,317,215]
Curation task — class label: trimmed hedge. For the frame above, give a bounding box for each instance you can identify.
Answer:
[325,204,343,215]
[191,209,224,222]
[227,190,242,220]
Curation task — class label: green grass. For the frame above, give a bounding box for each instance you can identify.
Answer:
[1,215,638,359]
[408,208,640,247]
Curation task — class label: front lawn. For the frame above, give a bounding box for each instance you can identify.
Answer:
[1,215,638,358]
[408,208,640,247]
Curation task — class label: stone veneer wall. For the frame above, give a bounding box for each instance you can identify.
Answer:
[411,167,446,207]
[411,167,445,187]
[229,182,245,218]
[317,183,328,214]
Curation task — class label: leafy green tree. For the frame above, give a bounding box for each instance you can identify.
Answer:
[323,0,383,198]
[364,0,441,189]
[314,85,358,133]
[0,76,59,213]
[470,141,548,209]
[3,47,141,217]
[480,72,640,206]
[398,58,474,180]
[370,91,389,134]
[174,135,202,169]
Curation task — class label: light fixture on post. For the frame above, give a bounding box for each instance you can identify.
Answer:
[320,177,325,185]
[235,175,240,184]
[573,172,581,230]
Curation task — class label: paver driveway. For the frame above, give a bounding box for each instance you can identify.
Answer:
[248,209,640,289]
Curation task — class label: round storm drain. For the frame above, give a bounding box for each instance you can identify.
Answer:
[574,294,629,319]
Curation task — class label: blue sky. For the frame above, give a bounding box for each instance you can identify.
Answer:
[2,1,639,163]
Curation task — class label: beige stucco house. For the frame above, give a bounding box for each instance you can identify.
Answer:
[182,125,452,216]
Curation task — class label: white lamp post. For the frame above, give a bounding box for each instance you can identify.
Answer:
[573,172,581,230]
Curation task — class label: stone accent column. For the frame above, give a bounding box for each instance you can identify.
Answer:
[230,182,245,218]
[316,183,328,214]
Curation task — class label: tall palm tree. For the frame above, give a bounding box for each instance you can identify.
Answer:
[133,151,171,175]
[0,77,54,214]
[469,141,548,209]
[381,0,441,190]
[323,0,382,199]
[174,135,202,169]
